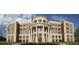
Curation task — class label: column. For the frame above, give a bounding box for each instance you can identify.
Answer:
[30,27,32,42]
[46,27,47,42]
[42,26,45,43]
[64,23,67,42]
[14,22,16,42]
[36,26,38,43]
[48,27,49,42]
[48,27,51,42]
[72,24,75,42]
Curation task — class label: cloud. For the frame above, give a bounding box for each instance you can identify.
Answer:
[0,14,37,37]
[50,16,67,22]
[15,18,31,24]
[0,14,36,25]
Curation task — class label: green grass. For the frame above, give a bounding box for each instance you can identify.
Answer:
[0,41,78,45]
[0,41,12,45]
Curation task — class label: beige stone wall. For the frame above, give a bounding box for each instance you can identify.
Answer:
[7,16,74,43]
[7,21,18,42]
[63,21,74,42]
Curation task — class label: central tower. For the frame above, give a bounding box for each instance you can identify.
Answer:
[31,16,49,43]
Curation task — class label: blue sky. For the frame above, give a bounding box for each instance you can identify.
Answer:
[36,14,79,29]
[0,14,79,37]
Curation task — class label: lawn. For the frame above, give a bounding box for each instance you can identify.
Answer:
[0,41,78,45]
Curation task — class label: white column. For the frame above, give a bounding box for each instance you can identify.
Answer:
[72,24,75,42]
[29,27,32,42]
[14,22,16,42]
[46,33,48,42]
[64,22,67,42]
[42,26,45,43]
[36,26,38,43]
[48,27,52,43]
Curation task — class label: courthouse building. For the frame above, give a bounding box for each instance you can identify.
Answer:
[6,16,75,43]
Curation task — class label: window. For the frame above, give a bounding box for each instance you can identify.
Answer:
[55,24,57,26]
[52,36,54,38]
[38,33,42,40]
[66,23,69,26]
[23,40,25,42]
[55,28,57,30]
[34,34,36,39]
[44,34,46,38]
[8,28,10,31]
[56,36,57,38]
[67,31,69,33]
[71,36,72,38]
[58,31,61,33]
[39,33,42,37]
[34,20,37,23]
[19,40,22,42]
[44,27,47,32]
[67,38,69,41]
[43,20,46,22]
[23,36,25,38]
[34,34,36,37]
[58,28,60,30]
[52,24,54,26]
[20,28,22,31]
[38,27,42,31]
[33,27,36,32]
[17,36,19,39]
[67,35,69,38]
[26,36,28,42]
[52,39,54,42]
[20,36,22,38]
[38,19,42,22]
[66,27,69,30]
[58,25,61,27]
[44,34,46,42]
[38,33,42,43]
[26,36,28,38]
[56,39,58,42]
[23,28,25,30]
[23,25,25,26]
[52,28,54,30]
[59,36,61,38]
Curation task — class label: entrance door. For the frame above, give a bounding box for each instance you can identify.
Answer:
[38,33,42,43]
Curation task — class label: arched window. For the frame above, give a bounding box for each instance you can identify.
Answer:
[56,36,57,38]
[19,40,22,42]
[23,40,25,42]
[52,35,54,38]
[59,36,61,38]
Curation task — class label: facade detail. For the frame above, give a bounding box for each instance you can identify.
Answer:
[7,16,75,43]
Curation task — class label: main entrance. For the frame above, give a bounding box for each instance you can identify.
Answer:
[38,33,42,43]
[32,25,48,43]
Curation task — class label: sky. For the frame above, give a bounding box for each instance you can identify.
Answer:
[0,14,79,37]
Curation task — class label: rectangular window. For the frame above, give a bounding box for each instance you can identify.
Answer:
[38,27,42,31]
[38,19,42,22]
[26,36,28,39]
[23,36,25,38]
[20,36,22,38]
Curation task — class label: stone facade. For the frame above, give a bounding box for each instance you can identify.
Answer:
[6,16,75,43]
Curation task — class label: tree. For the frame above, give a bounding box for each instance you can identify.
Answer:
[0,36,6,41]
[74,27,79,42]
